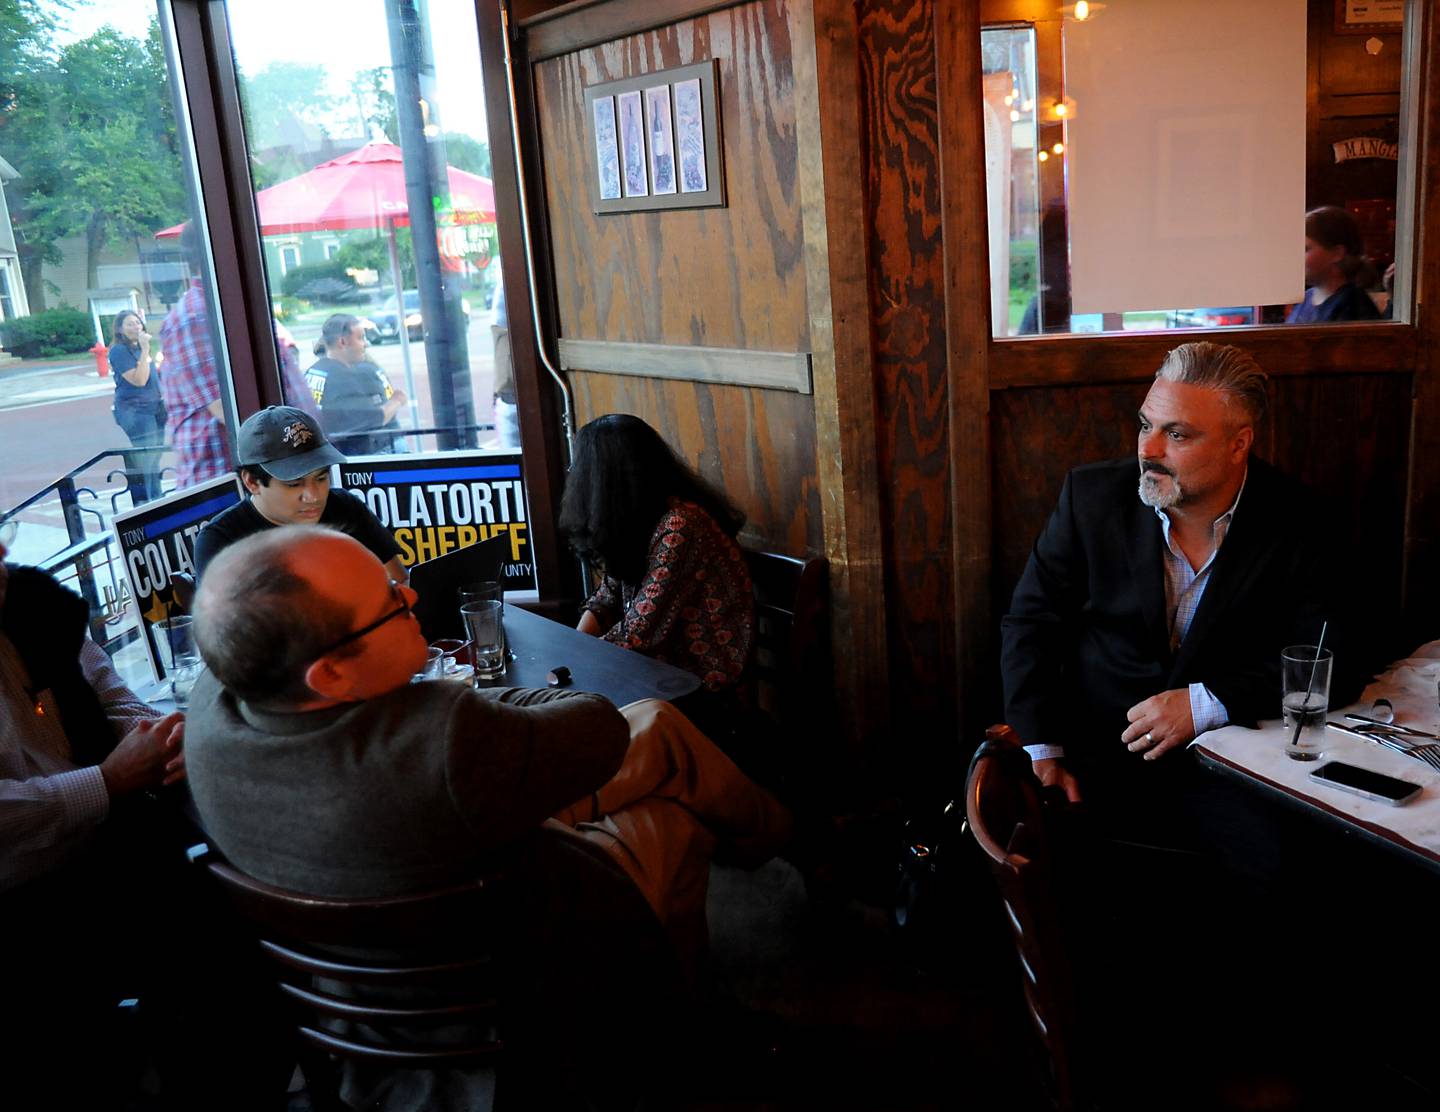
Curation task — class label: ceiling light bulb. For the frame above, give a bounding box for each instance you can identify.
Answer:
[1075,0,1090,19]
[1052,142,1064,154]
[1010,109,1020,122]
[1022,99,1034,112]
[1004,94,1014,106]
[1038,150,1050,162]
[1055,102,1068,117]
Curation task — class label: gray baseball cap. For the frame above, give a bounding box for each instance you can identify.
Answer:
[236,406,345,481]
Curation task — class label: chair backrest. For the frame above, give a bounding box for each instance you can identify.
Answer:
[965,726,1079,1111]
[204,856,511,1071]
[742,547,829,724]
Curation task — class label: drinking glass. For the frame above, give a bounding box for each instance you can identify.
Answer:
[429,639,470,682]
[413,646,444,682]
[1282,645,1332,761]
[154,616,204,709]
[461,600,507,680]
[459,581,507,661]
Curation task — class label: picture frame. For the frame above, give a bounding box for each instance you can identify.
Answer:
[583,60,725,214]
[592,95,621,201]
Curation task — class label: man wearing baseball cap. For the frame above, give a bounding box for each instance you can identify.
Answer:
[193,406,405,582]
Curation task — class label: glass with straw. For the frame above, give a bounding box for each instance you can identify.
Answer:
[1282,623,1331,761]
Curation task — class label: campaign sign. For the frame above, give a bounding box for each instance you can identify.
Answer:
[336,451,536,590]
[112,476,240,680]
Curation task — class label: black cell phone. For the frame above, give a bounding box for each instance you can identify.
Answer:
[1308,761,1422,806]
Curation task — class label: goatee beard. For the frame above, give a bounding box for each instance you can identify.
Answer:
[1138,467,1183,509]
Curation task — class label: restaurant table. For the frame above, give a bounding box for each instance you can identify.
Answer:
[1190,643,1440,874]
[135,605,701,712]
[470,604,701,707]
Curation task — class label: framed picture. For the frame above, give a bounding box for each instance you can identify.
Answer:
[1334,0,1403,34]
[592,96,621,201]
[584,60,725,213]
[646,85,677,195]
[617,90,648,198]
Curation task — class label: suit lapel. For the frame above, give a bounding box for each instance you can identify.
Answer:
[1123,494,1171,661]
[1168,463,1280,683]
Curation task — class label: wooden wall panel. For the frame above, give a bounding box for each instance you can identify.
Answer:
[533,0,808,353]
[989,383,1148,611]
[569,369,821,553]
[857,0,959,750]
[531,0,821,558]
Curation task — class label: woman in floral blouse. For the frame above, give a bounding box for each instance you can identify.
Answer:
[560,414,753,695]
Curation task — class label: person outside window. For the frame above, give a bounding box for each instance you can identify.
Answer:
[308,313,407,455]
[108,309,166,504]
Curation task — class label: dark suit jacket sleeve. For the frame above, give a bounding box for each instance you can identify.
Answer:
[1001,471,1086,748]
[443,688,630,846]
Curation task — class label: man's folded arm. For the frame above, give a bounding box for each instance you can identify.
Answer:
[444,688,631,845]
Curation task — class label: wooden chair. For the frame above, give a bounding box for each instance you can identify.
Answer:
[965,725,1081,1111]
[200,852,517,1111]
[741,548,829,727]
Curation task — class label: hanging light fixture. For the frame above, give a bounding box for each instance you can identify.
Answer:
[1060,1,1106,20]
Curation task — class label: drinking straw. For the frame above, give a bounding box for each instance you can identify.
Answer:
[1287,620,1329,751]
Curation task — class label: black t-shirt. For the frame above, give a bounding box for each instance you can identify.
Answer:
[317,359,399,455]
[193,488,401,580]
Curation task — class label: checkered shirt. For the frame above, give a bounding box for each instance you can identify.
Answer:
[160,280,229,488]
[1154,471,1248,735]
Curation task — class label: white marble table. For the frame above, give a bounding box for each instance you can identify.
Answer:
[1191,643,1440,871]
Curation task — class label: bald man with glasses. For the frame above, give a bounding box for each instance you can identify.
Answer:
[185,527,792,968]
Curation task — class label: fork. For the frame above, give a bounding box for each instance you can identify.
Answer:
[1366,730,1440,772]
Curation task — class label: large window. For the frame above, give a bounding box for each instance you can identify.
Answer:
[982,0,1413,337]
[0,0,239,684]
[0,0,517,693]
[227,0,514,456]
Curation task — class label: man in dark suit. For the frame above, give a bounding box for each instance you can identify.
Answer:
[1001,340,1368,837]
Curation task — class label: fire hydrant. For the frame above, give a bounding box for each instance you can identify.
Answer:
[91,341,109,377]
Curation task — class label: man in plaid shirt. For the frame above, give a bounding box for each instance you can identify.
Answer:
[160,272,229,489]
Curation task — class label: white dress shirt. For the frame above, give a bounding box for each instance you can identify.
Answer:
[0,633,154,891]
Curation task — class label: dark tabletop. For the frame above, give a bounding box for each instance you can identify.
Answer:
[472,605,700,707]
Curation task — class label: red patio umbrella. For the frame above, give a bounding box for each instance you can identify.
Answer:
[157,141,496,237]
[156,142,496,421]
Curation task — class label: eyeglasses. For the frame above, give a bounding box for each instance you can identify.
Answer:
[312,580,411,659]
[0,517,16,548]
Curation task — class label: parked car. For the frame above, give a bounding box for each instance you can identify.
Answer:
[1165,306,1256,329]
[365,289,471,343]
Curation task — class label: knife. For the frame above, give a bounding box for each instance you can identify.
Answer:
[1327,721,1421,755]
[1343,713,1440,741]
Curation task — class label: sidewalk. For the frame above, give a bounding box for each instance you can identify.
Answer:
[0,355,110,410]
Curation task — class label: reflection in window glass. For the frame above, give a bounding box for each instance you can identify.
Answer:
[227,0,514,455]
[0,0,238,688]
[981,26,1041,338]
[982,3,1407,337]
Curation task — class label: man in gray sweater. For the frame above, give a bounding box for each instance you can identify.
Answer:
[186,526,791,966]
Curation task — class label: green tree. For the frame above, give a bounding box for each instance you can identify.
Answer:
[237,61,338,152]
[440,132,491,178]
[350,65,397,143]
[4,18,187,304]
